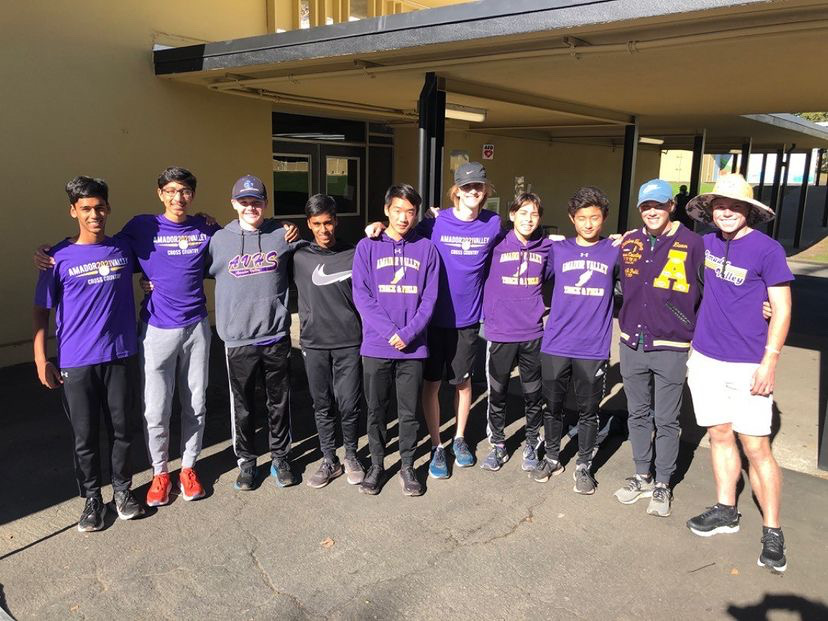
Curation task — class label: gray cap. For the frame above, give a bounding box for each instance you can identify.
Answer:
[454,161,487,187]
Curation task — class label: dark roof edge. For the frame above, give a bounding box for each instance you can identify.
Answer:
[745,114,828,142]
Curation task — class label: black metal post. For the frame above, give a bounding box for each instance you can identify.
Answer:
[815,148,824,187]
[730,153,738,174]
[689,132,706,198]
[617,122,639,233]
[768,147,785,236]
[793,149,812,249]
[739,140,752,177]
[418,72,445,217]
[773,149,791,240]
[757,153,768,201]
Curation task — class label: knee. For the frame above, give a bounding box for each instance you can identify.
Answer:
[740,437,772,463]
[707,424,735,447]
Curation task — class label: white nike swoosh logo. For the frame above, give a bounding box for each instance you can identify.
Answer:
[311,264,352,286]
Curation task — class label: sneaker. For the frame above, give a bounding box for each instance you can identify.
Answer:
[481,445,509,471]
[613,474,654,504]
[452,437,475,467]
[757,527,787,573]
[686,503,740,537]
[270,458,298,488]
[306,459,344,489]
[360,465,384,495]
[77,496,106,532]
[399,466,424,497]
[344,454,365,485]
[113,489,145,520]
[573,464,597,495]
[179,467,205,501]
[234,464,256,491]
[428,446,449,479]
[646,483,672,517]
[146,473,172,507]
[530,457,564,483]
[521,442,540,472]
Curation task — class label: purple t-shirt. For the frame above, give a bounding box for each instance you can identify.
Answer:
[34,237,137,368]
[541,238,620,360]
[418,208,501,328]
[692,230,793,363]
[118,214,219,329]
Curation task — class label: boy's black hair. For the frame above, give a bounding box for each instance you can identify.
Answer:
[157,166,197,191]
[305,194,338,219]
[384,184,422,209]
[65,176,109,205]
[510,192,543,217]
[568,186,609,217]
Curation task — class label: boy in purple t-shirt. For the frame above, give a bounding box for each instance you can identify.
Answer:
[683,175,793,573]
[531,187,620,495]
[33,177,144,532]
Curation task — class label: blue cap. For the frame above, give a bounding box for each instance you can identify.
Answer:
[636,179,673,208]
[232,175,267,201]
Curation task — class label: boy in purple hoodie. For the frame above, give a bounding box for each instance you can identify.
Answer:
[352,184,440,496]
[481,192,553,472]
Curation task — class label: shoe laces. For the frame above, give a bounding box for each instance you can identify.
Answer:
[84,496,103,512]
[623,476,641,491]
[181,469,198,486]
[402,466,416,480]
[761,530,785,554]
[652,485,670,502]
[150,474,168,492]
[365,465,382,480]
[576,466,594,483]
[523,444,536,459]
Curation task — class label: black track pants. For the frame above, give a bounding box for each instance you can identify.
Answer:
[486,339,543,446]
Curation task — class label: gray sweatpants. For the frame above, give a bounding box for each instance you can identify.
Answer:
[619,345,687,485]
[139,318,211,474]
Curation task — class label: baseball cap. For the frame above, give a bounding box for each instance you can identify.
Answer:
[636,179,673,208]
[454,162,487,187]
[232,175,267,201]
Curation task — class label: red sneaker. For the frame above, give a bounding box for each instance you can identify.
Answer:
[146,473,171,507]
[179,467,205,501]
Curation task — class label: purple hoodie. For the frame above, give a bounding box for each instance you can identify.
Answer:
[483,231,554,342]
[352,230,440,359]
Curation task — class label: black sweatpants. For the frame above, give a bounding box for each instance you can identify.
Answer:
[362,356,423,468]
[302,346,362,460]
[226,339,292,467]
[61,355,139,498]
[486,339,543,446]
[541,353,607,467]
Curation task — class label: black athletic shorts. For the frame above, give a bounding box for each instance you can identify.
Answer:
[423,324,480,384]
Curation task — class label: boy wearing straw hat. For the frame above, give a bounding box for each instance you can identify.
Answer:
[683,174,793,573]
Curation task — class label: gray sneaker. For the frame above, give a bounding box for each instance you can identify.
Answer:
[306,459,343,489]
[521,442,540,471]
[613,474,655,504]
[573,464,596,495]
[481,445,508,471]
[646,482,672,517]
[530,457,564,483]
[344,455,364,485]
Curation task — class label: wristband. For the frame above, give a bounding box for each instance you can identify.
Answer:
[764,346,780,354]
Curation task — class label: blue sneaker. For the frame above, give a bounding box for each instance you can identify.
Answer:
[521,442,540,472]
[270,458,298,487]
[428,446,449,479]
[481,445,508,471]
[452,437,475,468]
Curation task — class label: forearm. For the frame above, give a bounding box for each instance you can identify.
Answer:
[32,307,50,364]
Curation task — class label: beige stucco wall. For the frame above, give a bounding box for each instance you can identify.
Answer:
[1,1,274,366]
[394,127,662,233]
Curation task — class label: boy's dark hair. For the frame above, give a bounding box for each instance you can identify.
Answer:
[157,166,197,191]
[305,194,338,219]
[568,186,609,217]
[510,192,543,217]
[384,184,422,209]
[65,176,109,205]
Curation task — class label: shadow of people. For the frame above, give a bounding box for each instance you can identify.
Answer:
[727,593,828,620]
[0,583,14,621]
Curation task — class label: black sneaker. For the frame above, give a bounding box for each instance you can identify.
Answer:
[234,464,257,491]
[757,527,787,573]
[306,459,344,489]
[270,458,298,487]
[530,458,564,483]
[113,489,145,520]
[78,495,106,532]
[360,465,384,495]
[573,464,596,495]
[399,466,423,497]
[686,503,740,537]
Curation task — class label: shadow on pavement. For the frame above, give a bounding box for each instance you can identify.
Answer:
[727,593,828,620]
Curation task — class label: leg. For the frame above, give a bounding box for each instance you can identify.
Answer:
[422,380,442,446]
[225,344,261,468]
[540,354,572,463]
[422,326,446,446]
[395,359,425,468]
[708,423,741,506]
[331,346,363,457]
[516,339,544,446]
[363,357,393,467]
[739,434,782,528]
[619,345,655,477]
[102,356,139,492]
[61,365,102,498]
[454,380,473,438]
[261,340,293,461]
[570,358,607,467]
[176,318,211,469]
[140,322,179,474]
[486,341,517,445]
[451,325,479,439]
[650,350,687,485]
[303,348,337,461]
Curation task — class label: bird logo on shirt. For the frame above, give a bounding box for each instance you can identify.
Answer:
[574,270,594,287]
[389,266,406,285]
[512,257,529,279]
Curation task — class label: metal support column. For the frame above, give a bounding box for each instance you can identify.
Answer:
[815,148,824,186]
[739,139,752,177]
[793,149,812,249]
[730,153,738,174]
[689,131,706,198]
[417,72,445,217]
[757,153,768,202]
[772,148,792,240]
[768,147,785,236]
[617,121,639,233]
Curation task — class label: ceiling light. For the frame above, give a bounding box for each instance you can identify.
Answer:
[639,137,664,145]
[445,104,487,123]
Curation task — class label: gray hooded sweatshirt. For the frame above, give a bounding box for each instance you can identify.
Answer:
[207,219,305,347]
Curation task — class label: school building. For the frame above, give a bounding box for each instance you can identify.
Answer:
[4,0,828,366]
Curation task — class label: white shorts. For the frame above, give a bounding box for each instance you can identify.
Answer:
[686,350,773,436]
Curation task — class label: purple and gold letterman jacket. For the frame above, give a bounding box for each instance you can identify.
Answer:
[618,221,703,352]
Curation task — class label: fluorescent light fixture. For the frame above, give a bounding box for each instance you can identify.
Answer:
[445,104,487,123]
[639,137,664,145]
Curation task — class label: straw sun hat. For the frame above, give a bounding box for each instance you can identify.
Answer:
[686,174,776,225]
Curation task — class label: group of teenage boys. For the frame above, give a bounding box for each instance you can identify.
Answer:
[33,162,792,573]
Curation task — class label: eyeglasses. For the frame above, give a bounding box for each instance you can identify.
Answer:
[161,188,194,198]
[459,183,485,193]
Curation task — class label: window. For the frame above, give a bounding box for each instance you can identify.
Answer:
[326,156,360,215]
[273,154,311,217]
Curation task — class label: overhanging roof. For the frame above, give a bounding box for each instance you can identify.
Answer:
[154,0,828,149]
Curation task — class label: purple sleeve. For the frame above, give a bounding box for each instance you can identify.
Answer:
[761,243,794,287]
[397,244,440,346]
[351,242,400,341]
[34,266,58,309]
